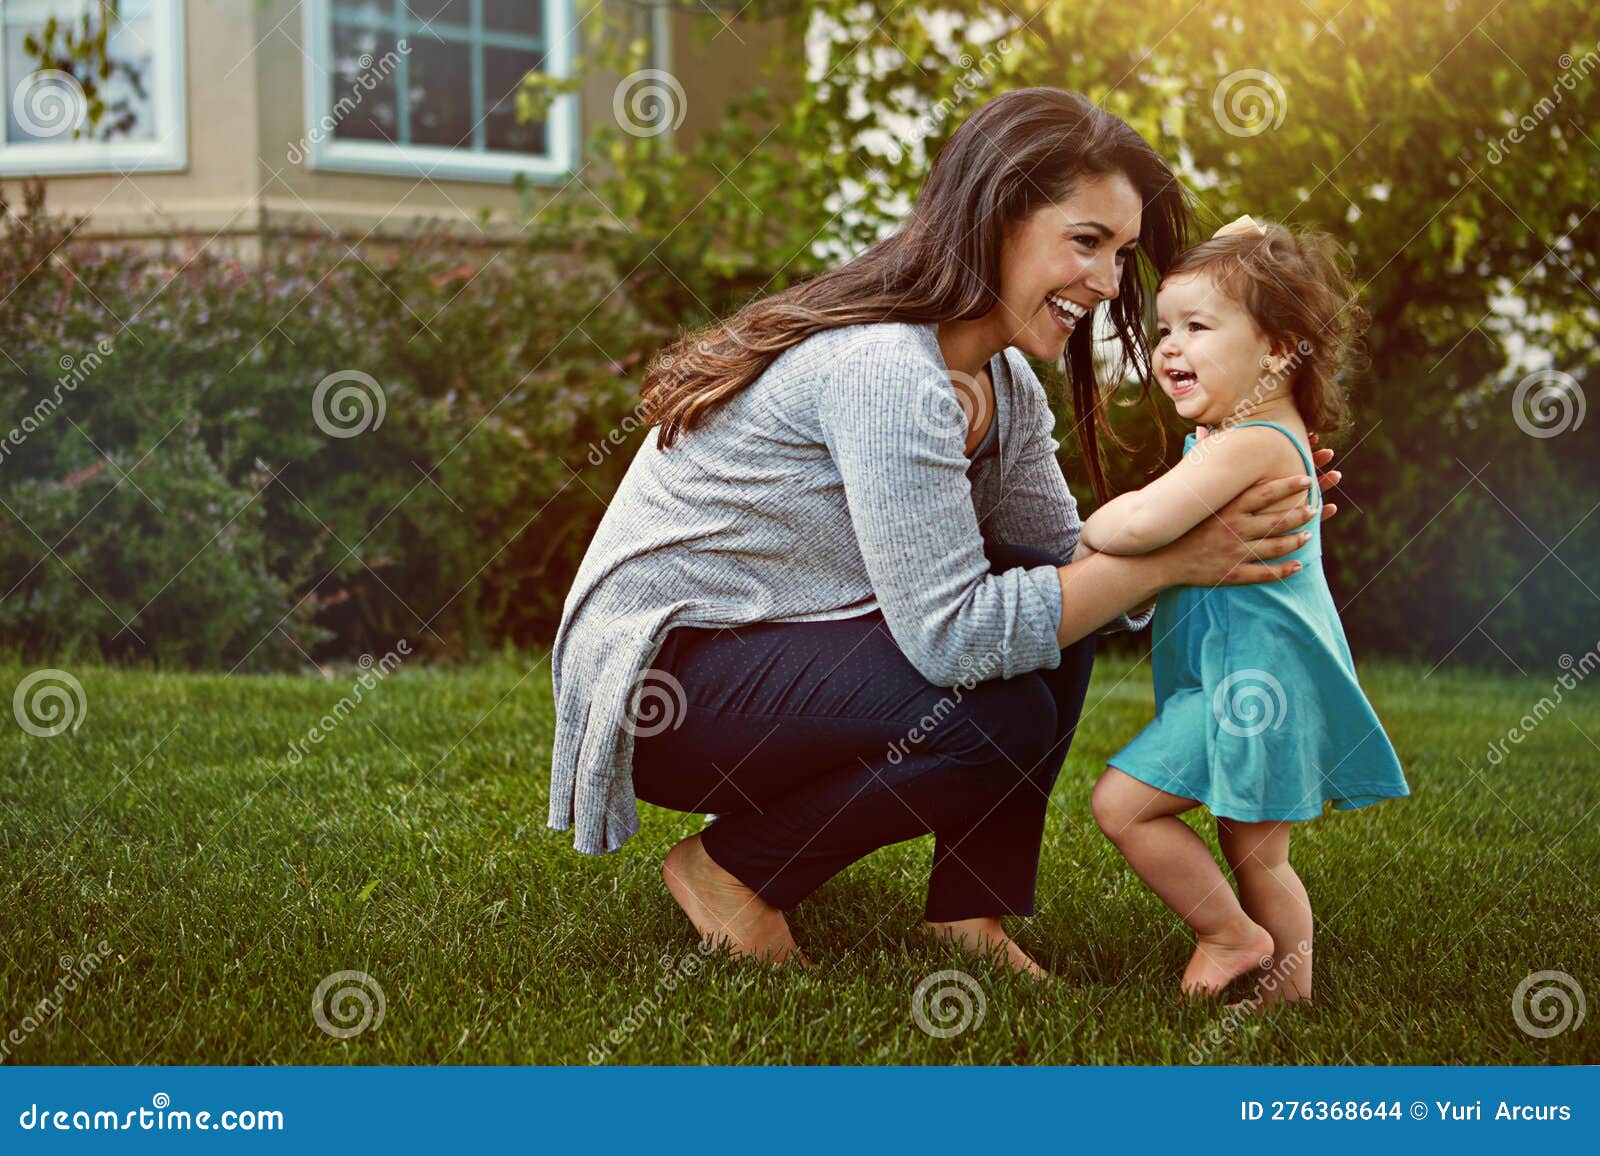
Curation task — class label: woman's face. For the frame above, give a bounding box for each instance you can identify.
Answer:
[996,171,1144,361]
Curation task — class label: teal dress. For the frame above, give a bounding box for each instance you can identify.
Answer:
[1108,421,1409,822]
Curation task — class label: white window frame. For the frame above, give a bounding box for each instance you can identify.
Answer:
[0,0,187,176]
[301,0,578,185]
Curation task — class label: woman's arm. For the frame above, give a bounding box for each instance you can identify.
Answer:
[817,334,1068,687]
[1054,548,1170,647]
[1069,538,1158,620]
[977,351,1153,632]
[1056,471,1326,647]
[1081,425,1288,555]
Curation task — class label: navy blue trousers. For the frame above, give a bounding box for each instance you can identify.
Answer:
[631,543,1097,922]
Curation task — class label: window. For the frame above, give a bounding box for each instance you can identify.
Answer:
[301,0,576,183]
[0,0,186,176]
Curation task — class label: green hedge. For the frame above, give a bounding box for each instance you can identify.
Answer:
[2,176,1592,674]
[0,182,656,670]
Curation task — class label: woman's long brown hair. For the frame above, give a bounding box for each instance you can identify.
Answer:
[639,87,1193,504]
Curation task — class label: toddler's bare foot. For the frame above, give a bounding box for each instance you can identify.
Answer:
[1225,990,1314,1014]
[1181,917,1275,997]
[662,833,808,966]
[1226,946,1315,1010]
[923,916,1047,979]
[1226,971,1313,1013]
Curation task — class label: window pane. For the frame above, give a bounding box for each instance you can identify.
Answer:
[406,35,471,147]
[330,22,400,143]
[483,45,545,154]
[4,26,65,143]
[483,0,542,38]
[4,2,157,144]
[96,3,158,141]
[333,0,390,23]
[406,1,470,28]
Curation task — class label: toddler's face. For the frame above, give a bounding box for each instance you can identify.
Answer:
[1152,270,1279,427]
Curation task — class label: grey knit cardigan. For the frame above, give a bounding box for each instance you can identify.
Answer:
[548,321,1150,854]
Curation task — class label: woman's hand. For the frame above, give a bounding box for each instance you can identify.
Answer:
[1162,474,1311,586]
[1157,472,1321,587]
[1194,426,1343,522]
[1308,431,1341,521]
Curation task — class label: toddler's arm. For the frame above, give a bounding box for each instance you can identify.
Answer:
[1082,426,1282,555]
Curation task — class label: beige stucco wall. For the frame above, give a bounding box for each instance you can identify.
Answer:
[15,0,263,249]
[671,11,801,150]
[18,0,801,250]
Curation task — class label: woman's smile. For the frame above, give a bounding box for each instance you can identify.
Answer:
[1045,291,1090,334]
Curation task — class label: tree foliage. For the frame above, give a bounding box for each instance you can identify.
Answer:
[17,0,1596,668]
[555,0,1600,668]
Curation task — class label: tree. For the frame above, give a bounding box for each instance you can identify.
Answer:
[26,0,1597,667]
[557,0,1600,667]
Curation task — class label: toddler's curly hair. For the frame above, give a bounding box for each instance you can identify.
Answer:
[1164,221,1368,434]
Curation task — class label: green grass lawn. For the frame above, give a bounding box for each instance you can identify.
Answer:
[2,652,1596,1065]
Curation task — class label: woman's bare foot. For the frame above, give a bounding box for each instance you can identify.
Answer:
[1181,917,1275,997]
[662,833,808,965]
[923,916,1047,979]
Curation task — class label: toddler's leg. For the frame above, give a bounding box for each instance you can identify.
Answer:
[1218,819,1313,1004]
[1092,768,1273,996]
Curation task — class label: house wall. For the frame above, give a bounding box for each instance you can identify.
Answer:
[12,0,264,252]
[16,0,801,252]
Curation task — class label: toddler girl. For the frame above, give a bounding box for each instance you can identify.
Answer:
[1083,216,1409,1007]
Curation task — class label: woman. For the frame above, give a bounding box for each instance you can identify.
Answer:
[548,88,1338,974]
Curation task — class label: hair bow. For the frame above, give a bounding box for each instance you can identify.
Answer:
[1213,214,1265,238]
